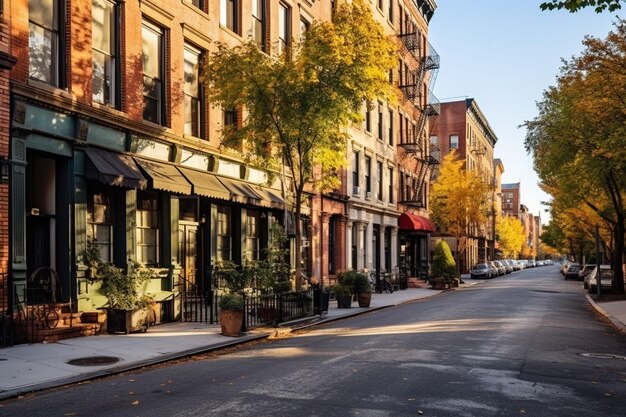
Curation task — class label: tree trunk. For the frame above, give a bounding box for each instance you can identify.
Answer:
[612,214,625,294]
[294,187,303,291]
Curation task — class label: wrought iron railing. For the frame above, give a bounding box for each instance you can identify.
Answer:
[0,274,12,347]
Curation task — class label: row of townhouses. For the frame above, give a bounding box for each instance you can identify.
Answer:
[0,0,535,345]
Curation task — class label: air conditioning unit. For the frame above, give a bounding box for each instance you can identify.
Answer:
[353,185,360,195]
[366,191,372,199]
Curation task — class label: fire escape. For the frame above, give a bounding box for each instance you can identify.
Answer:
[397,34,440,208]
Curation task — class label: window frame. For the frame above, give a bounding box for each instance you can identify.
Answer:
[29,0,67,87]
[216,205,232,262]
[142,19,166,126]
[245,210,261,262]
[450,134,459,150]
[278,2,291,55]
[183,43,204,138]
[252,0,267,51]
[220,0,239,34]
[136,191,161,267]
[92,0,119,107]
[377,160,383,201]
[388,167,394,203]
[87,185,114,264]
[352,150,360,191]
[365,156,372,194]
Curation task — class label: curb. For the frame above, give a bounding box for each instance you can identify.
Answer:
[585,294,626,334]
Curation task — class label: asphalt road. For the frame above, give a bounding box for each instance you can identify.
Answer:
[1,266,625,417]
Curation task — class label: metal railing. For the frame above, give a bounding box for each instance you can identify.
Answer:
[244,290,313,329]
[0,274,12,347]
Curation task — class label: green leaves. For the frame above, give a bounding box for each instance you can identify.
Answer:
[539,0,622,13]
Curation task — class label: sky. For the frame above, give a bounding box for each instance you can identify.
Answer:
[428,1,620,224]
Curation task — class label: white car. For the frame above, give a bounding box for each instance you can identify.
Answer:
[586,265,612,293]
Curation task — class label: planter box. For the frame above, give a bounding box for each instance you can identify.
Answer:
[106,308,153,334]
[336,294,352,308]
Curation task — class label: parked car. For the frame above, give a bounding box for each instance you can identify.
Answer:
[493,260,507,275]
[470,263,492,279]
[579,264,596,288]
[564,263,581,280]
[488,261,500,277]
[587,265,613,293]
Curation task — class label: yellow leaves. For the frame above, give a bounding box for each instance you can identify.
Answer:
[496,216,525,257]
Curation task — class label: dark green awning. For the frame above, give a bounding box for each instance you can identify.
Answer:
[84,147,147,189]
[178,167,230,200]
[134,158,192,195]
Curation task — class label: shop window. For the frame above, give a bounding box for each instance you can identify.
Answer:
[136,191,160,266]
[92,0,118,107]
[217,205,232,261]
[245,210,260,262]
[87,187,113,263]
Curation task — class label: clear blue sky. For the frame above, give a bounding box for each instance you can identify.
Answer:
[429,1,619,224]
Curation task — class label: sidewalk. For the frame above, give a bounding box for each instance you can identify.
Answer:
[586,294,626,334]
[0,286,444,400]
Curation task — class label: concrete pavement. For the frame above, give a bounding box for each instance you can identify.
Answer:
[1,276,625,402]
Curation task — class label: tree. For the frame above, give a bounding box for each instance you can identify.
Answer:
[524,19,626,294]
[540,0,622,13]
[429,151,491,276]
[496,216,525,258]
[431,240,456,282]
[204,0,397,289]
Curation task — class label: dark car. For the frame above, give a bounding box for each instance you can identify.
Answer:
[470,263,492,279]
[564,263,581,280]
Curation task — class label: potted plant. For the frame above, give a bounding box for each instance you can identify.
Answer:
[352,271,372,307]
[82,240,101,281]
[331,283,352,308]
[214,260,248,336]
[97,261,157,334]
[431,240,457,290]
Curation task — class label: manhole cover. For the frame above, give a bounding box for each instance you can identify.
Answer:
[580,353,626,360]
[67,356,120,366]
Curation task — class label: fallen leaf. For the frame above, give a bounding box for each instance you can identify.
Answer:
[132,400,139,405]
[605,393,612,396]
[408,398,415,401]
[128,379,135,382]
[417,410,423,415]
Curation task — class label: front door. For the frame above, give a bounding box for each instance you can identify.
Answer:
[179,222,199,293]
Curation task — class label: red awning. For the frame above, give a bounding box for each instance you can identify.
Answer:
[398,212,436,232]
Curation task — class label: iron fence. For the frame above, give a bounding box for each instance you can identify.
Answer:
[0,273,11,347]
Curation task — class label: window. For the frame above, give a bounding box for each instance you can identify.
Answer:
[365,106,371,132]
[87,187,113,263]
[29,0,65,86]
[388,110,394,146]
[245,210,260,262]
[430,135,438,145]
[184,44,203,138]
[377,104,383,140]
[450,134,459,149]
[252,0,266,51]
[142,20,165,125]
[377,161,383,201]
[377,0,383,11]
[136,191,160,266]
[191,0,204,11]
[365,156,371,194]
[388,0,394,23]
[224,108,238,129]
[352,151,360,191]
[299,17,310,42]
[92,0,117,106]
[388,167,394,203]
[220,0,238,33]
[278,3,290,55]
[217,205,232,261]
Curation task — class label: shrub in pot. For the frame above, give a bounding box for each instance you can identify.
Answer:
[217,293,245,336]
[431,240,456,289]
[331,283,352,308]
[352,271,372,307]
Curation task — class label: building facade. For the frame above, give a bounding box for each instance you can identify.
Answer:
[430,98,498,272]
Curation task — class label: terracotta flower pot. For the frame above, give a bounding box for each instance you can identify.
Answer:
[357,292,371,308]
[219,309,244,336]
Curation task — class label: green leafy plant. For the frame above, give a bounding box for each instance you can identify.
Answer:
[351,272,371,294]
[432,240,457,282]
[330,283,351,296]
[218,292,245,311]
[98,261,156,310]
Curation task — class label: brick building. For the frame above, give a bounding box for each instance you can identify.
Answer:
[430,98,499,272]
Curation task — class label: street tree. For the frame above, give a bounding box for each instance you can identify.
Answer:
[524,19,626,293]
[204,0,397,289]
[429,151,491,276]
[540,0,622,13]
[496,216,525,258]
